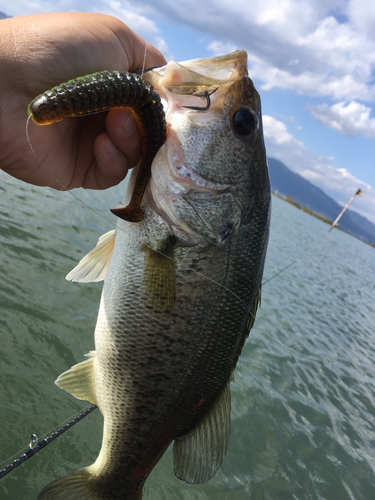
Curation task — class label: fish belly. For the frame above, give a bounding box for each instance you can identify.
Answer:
[91,211,265,487]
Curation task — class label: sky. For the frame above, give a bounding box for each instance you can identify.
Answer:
[1,0,375,224]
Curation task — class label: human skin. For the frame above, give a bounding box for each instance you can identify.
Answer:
[0,12,166,190]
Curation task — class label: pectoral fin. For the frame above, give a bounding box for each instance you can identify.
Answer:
[66,230,116,283]
[173,378,232,484]
[143,236,176,312]
[55,351,97,406]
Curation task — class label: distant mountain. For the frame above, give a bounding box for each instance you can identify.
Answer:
[268,157,375,245]
[0,12,10,19]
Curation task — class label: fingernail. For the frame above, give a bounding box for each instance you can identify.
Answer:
[118,111,137,137]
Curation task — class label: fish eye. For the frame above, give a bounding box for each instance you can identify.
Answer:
[232,108,258,136]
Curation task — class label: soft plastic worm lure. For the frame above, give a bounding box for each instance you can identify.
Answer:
[28,71,167,222]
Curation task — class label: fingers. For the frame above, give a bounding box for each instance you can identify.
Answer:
[0,12,166,190]
[90,108,142,190]
[105,108,142,166]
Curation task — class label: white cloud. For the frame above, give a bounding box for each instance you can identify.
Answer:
[273,113,302,131]
[102,0,170,57]
[306,101,375,139]
[4,1,375,102]
[246,18,375,101]
[207,41,238,57]
[299,169,321,181]
[347,0,375,40]
[263,115,375,223]
[113,0,375,103]
[0,0,171,58]
[262,116,304,148]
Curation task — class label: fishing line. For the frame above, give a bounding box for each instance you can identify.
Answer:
[259,258,300,351]
[262,258,298,286]
[25,117,260,322]
[26,115,120,220]
[0,404,97,480]
[0,253,298,479]
[26,115,297,347]
[140,42,147,80]
[263,332,297,351]
[2,120,297,479]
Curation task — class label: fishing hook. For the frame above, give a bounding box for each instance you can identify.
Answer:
[136,66,212,112]
[183,91,211,111]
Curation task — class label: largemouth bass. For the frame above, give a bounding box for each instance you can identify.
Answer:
[38,50,271,500]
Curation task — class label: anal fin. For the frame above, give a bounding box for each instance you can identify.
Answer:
[55,351,97,406]
[173,378,232,484]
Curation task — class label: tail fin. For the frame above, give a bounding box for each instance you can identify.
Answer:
[38,468,142,500]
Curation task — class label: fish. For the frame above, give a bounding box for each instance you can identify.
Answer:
[37,50,271,500]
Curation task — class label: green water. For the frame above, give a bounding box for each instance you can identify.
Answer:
[1,171,374,499]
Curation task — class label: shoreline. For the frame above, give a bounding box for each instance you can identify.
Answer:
[273,192,375,249]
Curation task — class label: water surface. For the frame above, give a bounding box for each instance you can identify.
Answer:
[1,172,374,499]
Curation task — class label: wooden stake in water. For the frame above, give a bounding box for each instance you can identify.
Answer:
[328,189,363,233]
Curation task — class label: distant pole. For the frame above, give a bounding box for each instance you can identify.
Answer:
[328,189,363,233]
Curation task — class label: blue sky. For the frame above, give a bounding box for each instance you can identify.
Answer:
[2,0,375,223]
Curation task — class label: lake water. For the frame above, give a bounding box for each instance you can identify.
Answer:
[1,171,374,499]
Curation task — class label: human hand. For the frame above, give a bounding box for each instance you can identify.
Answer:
[0,12,166,190]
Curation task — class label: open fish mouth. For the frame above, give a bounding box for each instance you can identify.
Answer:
[143,50,249,115]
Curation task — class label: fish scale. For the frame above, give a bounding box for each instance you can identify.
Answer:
[89,216,261,478]
[34,50,270,500]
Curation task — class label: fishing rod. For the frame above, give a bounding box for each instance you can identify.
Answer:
[0,404,97,480]
[0,258,298,481]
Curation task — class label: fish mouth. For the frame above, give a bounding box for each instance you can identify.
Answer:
[143,51,248,114]
[145,50,248,89]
